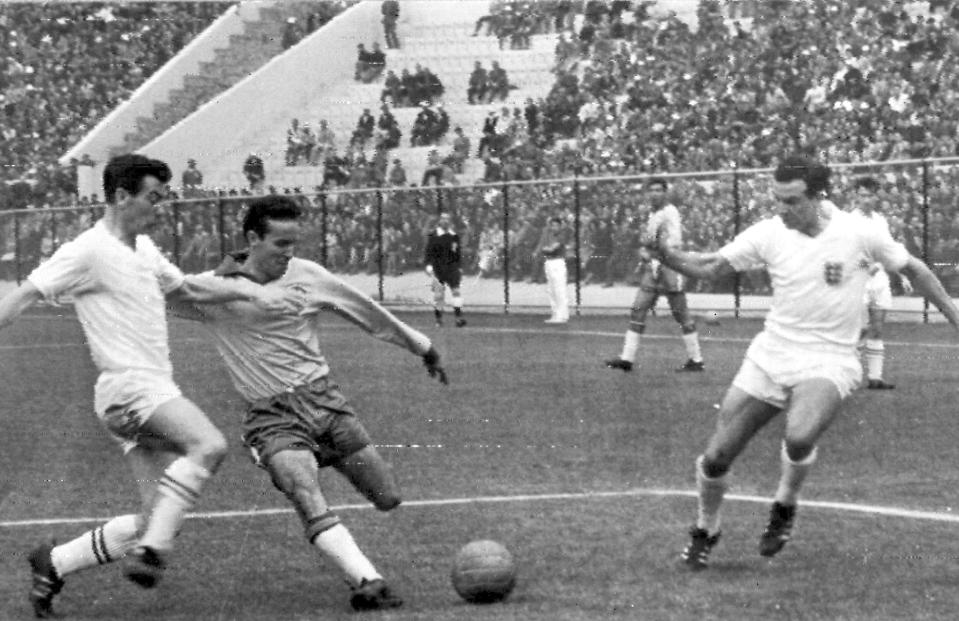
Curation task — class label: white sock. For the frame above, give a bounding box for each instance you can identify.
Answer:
[51,514,140,577]
[695,455,728,535]
[620,330,641,362]
[683,332,703,362]
[312,523,382,587]
[774,443,818,506]
[452,295,463,308]
[864,339,884,380]
[139,457,210,552]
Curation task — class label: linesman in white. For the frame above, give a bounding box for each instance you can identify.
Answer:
[654,155,959,570]
[606,177,704,372]
[0,155,301,618]
[173,196,448,611]
[849,176,912,389]
[540,216,570,324]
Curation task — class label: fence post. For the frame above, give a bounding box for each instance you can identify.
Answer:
[573,175,582,316]
[320,191,328,267]
[732,165,742,319]
[217,197,227,258]
[14,212,22,285]
[502,182,510,315]
[376,189,384,303]
[922,159,930,323]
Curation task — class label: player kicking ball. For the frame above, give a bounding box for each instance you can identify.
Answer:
[172,196,448,611]
[654,155,959,570]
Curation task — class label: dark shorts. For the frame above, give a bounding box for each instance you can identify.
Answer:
[241,377,372,469]
[434,267,462,289]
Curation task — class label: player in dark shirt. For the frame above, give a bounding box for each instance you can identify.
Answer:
[424,212,466,327]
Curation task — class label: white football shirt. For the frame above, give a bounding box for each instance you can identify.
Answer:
[28,221,184,375]
[719,202,909,352]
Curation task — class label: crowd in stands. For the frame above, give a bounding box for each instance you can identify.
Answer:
[381,64,445,107]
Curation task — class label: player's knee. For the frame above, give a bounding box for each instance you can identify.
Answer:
[679,319,697,334]
[373,489,402,511]
[864,324,882,340]
[700,455,730,478]
[191,432,228,471]
[782,440,815,463]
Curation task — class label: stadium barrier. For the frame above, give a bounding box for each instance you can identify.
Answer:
[3,156,959,320]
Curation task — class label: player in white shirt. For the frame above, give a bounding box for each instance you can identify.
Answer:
[173,196,448,611]
[849,176,913,389]
[605,178,705,372]
[654,155,959,570]
[0,155,302,617]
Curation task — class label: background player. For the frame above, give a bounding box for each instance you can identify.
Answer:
[849,176,912,389]
[654,155,959,570]
[174,196,448,611]
[606,177,704,372]
[424,211,466,327]
[3,155,301,618]
[539,216,570,324]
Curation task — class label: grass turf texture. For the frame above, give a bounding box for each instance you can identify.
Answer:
[1,310,958,620]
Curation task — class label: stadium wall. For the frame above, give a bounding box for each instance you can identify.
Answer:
[61,1,265,187]
[140,1,384,191]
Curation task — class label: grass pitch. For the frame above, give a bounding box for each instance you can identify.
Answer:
[1,310,958,620]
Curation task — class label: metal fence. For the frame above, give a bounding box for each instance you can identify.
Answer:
[4,157,959,319]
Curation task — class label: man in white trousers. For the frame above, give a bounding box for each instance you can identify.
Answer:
[540,216,570,324]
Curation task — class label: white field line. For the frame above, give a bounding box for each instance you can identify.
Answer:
[2,488,959,529]
[1,325,958,350]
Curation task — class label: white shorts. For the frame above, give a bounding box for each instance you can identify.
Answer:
[94,370,183,453]
[863,270,892,310]
[733,332,862,408]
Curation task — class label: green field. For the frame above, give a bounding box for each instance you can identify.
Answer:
[1,310,958,620]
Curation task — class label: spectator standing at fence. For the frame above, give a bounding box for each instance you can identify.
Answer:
[424,212,467,327]
[382,0,400,48]
[539,216,570,324]
[605,177,704,373]
[181,159,203,197]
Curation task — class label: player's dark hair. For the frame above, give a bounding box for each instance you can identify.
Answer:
[773,155,831,197]
[853,176,880,192]
[102,154,171,204]
[647,177,668,191]
[243,195,302,238]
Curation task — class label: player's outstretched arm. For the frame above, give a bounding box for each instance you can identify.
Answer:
[656,227,736,281]
[0,281,43,330]
[176,274,304,313]
[900,256,959,330]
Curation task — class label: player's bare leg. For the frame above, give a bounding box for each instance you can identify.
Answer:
[760,379,842,557]
[334,445,402,511]
[667,292,704,371]
[267,449,402,610]
[431,278,446,326]
[605,289,655,372]
[684,388,779,569]
[122,398,227,588]
[450,286,467,327]
[864,306,893,389]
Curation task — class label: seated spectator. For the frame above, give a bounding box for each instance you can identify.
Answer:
[352,108,376,147]
[313,120,336,165]
[354,43,382,82]
[381,69,403,105]
[421,149,445,186]
[410,102,439,146]
[387,158,408,186]
[181,159,203,197]
[487,60,513,102]
[366,41,387,80]
[299,122,317,165]
[412,63,444,104]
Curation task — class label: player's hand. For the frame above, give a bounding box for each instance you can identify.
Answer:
[254,284,307,314]
[425,265,435,277]
[422,345,449,385]
[901,276,914,295]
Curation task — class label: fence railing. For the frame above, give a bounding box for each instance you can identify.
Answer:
[4,157,959,320]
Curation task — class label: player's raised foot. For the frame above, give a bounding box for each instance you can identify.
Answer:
[604,358,633,372]
[676,359,705,372]
[759,501,796,557]
[866,379,895,390]
[29,541,64,619]
[455,318,467,328]
[123,546,166,589]
[349,578,403,611]
[682,526,721,571]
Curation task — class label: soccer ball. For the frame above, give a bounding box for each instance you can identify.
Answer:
[451,540,516,604]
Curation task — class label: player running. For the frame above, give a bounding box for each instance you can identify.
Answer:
[655,155,959,569]
[5,155,301,618]
[424,212,467,327]
[605,177,704,373]
[849,176,912,389]
[173,195,448,611]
